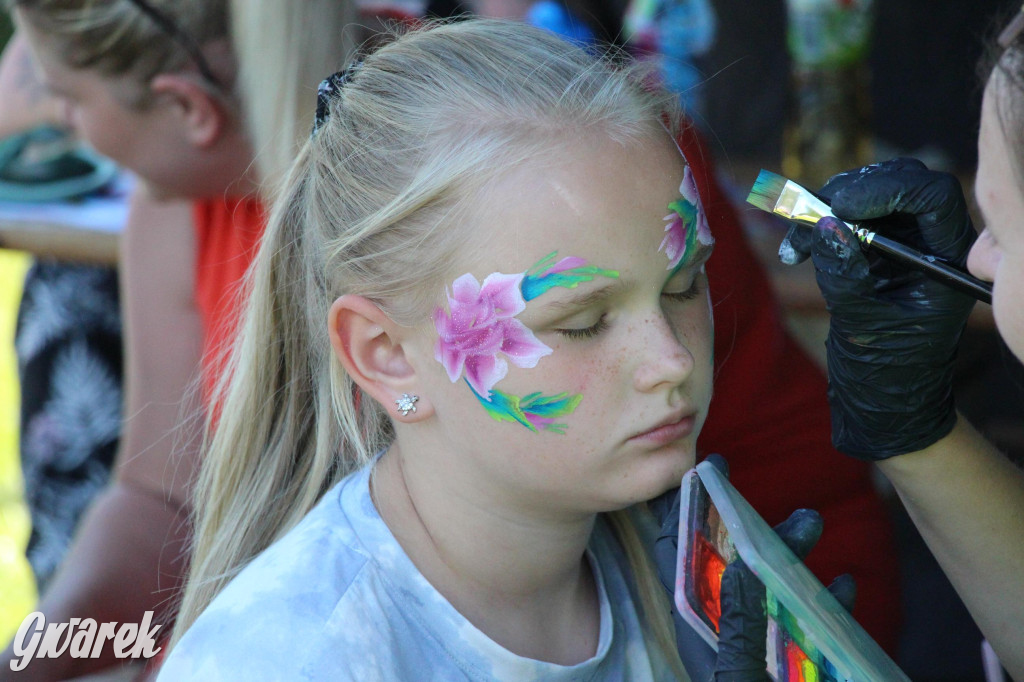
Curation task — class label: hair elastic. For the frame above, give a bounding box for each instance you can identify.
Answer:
[311,60,363,137]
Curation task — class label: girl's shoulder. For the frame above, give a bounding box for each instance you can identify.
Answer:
[158,465,400,679]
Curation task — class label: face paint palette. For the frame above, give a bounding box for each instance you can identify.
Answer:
[675,461,910,682]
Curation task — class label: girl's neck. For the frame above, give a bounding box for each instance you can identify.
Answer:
[371,445,602,664]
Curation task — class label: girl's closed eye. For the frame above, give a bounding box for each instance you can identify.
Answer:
[555,313,609,340]
[662,271,706,302]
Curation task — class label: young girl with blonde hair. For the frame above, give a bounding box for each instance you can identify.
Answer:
[161,17,793,681]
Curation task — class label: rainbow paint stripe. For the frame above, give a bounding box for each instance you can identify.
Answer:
[767,594,840,682]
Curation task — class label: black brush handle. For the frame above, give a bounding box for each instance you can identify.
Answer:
[862,230,992,304]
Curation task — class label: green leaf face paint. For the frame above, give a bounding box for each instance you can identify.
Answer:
[521,252,619,302]
[467,383,583,434]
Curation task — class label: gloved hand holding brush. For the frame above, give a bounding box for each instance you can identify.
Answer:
[778,158,977,460]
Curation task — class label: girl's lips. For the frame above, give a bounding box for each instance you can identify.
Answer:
[628,413,696,447]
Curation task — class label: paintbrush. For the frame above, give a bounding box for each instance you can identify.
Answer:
[746,170,993,304]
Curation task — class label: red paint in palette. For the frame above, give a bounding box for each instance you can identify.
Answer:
[694,531,727,631]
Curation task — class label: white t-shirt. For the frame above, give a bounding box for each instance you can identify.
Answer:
[158,463,675,681]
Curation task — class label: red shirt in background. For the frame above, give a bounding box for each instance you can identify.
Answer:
[192,195,264,402]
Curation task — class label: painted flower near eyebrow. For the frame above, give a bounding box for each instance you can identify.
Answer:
[660,165,714,270]
[434,252,618,433]
[433,272,552,397]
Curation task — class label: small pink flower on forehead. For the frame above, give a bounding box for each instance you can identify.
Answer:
[661,165,713,270]
[433,272,552,396]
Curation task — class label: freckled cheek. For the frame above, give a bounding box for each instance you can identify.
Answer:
[530,347,622,420]
[569,364,591,395]
[672,308,714,361]
[540,351,598,396]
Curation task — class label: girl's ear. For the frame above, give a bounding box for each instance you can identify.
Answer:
[328,295,433,422]
[149,73,225,148]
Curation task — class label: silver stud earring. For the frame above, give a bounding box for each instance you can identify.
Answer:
[395,393,419,416]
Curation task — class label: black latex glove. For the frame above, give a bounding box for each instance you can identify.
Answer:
[653,455,855,681]
[777,158,977,459]
[713,558,767,682]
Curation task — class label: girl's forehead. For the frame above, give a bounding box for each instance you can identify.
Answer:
[452,132,690,274]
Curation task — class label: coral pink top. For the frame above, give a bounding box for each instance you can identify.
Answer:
[193,195,265,400]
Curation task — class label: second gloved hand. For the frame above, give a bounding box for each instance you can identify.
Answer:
[653,455,855,681]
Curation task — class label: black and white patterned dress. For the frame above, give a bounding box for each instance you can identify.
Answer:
[15,261,122,589]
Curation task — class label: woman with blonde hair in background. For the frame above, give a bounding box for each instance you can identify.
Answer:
[0,0,360,678]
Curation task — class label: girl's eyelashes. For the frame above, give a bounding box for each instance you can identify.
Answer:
[550,272,706,340]
[662,273,705,302]
[555,313,609,340]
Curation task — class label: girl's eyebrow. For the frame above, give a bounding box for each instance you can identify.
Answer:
[537,279,629,312]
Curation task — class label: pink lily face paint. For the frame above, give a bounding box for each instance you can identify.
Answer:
[433,253,619,433]
[432,271,550,398]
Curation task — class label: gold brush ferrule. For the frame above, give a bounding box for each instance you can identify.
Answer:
[772,180,838,227]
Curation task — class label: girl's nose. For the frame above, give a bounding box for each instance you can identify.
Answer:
[632,313,694,394]
[966,228,1000,282]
